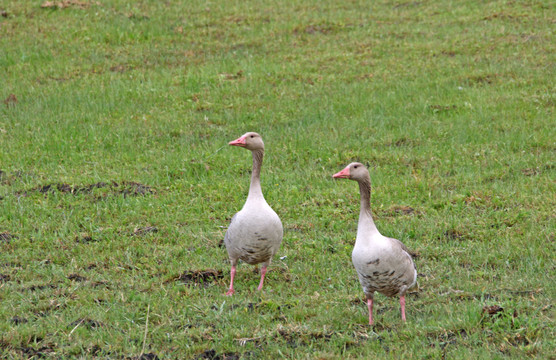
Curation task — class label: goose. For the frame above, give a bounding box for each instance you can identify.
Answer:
[333,162,417,324]
[224,132,283,296]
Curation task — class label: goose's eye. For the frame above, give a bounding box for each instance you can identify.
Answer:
[250,135,254,138]
[354,166,358,169]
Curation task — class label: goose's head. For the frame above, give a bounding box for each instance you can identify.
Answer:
[333,162,369,181]
[229,132,264,151]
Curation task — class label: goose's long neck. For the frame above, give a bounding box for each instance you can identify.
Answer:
[247,149,264,200]
[357,177,379,236]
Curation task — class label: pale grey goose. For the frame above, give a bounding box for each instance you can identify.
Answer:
[333,162,417,324]
[224,132,283,295]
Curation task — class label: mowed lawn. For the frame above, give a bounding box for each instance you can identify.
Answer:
[0,0,554,358]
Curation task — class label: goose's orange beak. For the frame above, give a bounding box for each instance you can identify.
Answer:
[229,136,246,147]
[333,166,350,179]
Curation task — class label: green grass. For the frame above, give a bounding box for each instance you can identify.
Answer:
[1,0,554,358]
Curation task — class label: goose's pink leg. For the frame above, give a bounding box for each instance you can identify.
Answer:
[367,298,374,325]
[400,295,407,321]
[257,266,267,291]
[225,266,236,296]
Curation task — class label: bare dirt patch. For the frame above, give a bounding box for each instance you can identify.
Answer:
[521,167,539,176]
[3,94,17,107]
[465,73,500,85]
[19,345,56,358]
[0,261,22,269]
[219,70,243,80]
[195,350,240,360]
[11,316,28,325]
[429,104,458,113]
[482,12,528,21]
[75,234,99,244]
[442,229,468,241]
[131,226,158,236]
[0,232,17,243]
[483,304,504,316]
[25,283,57,292]
[238,300,295,312]
[427,329,468,349]
[110,64,134,73]
[167,269,223,287]
[40,1,98,9]
[90,280,110,288]
[385,205,417,216]
[386,137,419,147]
[68,273,87,282]
[17,181,155,198]
[276,326,333,348]
[127,13,150,21]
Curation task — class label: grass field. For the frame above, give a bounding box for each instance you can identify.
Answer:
[1,0,554,358]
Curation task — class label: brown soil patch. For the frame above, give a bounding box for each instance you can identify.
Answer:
[429,104,457,113]
[466,74,499,85]
[110,64,134,73]
[483,304,504,316]
[219,70,243,80]
[294,24,338,35]
[75,234,99,244]
[68,273,87,282]
[19,345,56,358]
[167,269,224,286]
[11,316,28,325]
[387,137,419,147]
[90,280,110,288]
[443,229,467,241]
[3,94,17,107]
[132,226,158,236]
[25,283,57,292]
[195,350,240,360]
[0,232,17,243]
[40,1,97,9]
[276,327,333,347]
[386,205,416,216]
[521,167,539,176]
[17,181,155,198]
